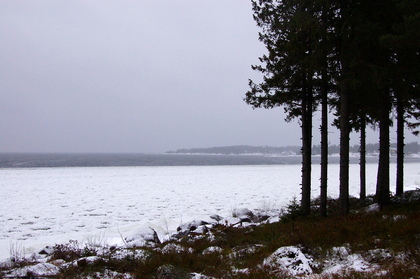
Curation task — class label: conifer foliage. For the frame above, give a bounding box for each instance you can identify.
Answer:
[246,0,419,214]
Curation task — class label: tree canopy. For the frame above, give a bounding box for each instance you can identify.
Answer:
[247,0,420,214]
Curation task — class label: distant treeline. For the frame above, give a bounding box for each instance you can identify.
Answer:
[167,145,301,155]
[313,141,420,155]
[167,142,420,155]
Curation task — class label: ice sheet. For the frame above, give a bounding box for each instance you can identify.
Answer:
[1,163,419,260]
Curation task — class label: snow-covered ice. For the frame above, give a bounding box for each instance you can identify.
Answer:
[1,162,419,261]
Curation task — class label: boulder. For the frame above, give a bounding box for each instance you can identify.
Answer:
[232,208,254,219]
[177,220,209,232]
[210,214,223,223]
[263,246,314,276]
[125,227,161,247]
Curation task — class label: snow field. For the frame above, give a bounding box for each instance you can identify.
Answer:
[1,163,419,261]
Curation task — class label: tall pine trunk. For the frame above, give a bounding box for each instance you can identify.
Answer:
[338,0,352,216]
[320,71,328,217]
[339,77,350,215]
[360,118,366,201]
[396,99,404,196]
[376,91,390,209]
[301,89,313,215]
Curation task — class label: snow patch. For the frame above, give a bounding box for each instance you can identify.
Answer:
[5,262,60,278]
[323,246,377,275]
[161,243,194,254]
[202,246,223,255]
[366,203,380,212]
[263,246,313,276]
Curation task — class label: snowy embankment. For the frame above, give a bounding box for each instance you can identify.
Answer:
[1,163,419,265]
[2,193,419,278]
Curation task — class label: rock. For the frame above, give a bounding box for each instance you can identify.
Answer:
[38,246,54,255]
[192,225,208,234]
[171,230,189,240]
[210,214,223,223]
[256,214,270,222]
[177,220,209,232]
[156,264,190,279]
[125,227,161,247]
[238,216,252,225]
[75,256,101,267]
[391,189,420,203]
[263,246,314,276]
[232,208,254,219]
[332,246,350,260]
[174,220,210,238]
[232,209,271,224]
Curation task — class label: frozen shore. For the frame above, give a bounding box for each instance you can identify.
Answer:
[1,163,419,261]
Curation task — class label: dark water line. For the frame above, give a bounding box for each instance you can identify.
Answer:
[0,153,417,168]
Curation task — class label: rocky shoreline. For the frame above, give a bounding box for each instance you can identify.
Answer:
[1,190,419,278]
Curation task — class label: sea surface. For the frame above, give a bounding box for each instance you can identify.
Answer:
[1,152,414,168]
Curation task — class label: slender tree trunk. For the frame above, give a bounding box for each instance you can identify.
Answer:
[301,109,311,215]
[320,71,328,217]
[301,85,313,216]
[396,99,404,196]
[339,74,350,216]
[337,0,352,216]
[376,91,390,209]
[360,117,366,201]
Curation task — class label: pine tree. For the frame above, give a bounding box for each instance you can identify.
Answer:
[246,0,418,214]
[246,0,325,215]
[382,0,420,196]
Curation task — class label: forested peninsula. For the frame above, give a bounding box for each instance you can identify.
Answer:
[167,142,420,156]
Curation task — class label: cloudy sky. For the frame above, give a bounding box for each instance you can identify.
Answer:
[0,1,417,153]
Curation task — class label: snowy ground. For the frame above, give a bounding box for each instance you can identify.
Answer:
[1,163,419,261]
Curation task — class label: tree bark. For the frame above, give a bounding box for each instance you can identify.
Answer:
[301,78,313,216]
[396,98,404,196]
[376,91,390,209]
[339,74,350,216]
[320,71,328,217]
[360,118,366,201]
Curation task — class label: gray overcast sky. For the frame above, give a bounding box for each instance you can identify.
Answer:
[0,1,417,153]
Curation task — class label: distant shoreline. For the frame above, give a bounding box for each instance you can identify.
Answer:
[166,142,420,156]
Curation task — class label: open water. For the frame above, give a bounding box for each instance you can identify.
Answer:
[0,152,410,168]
